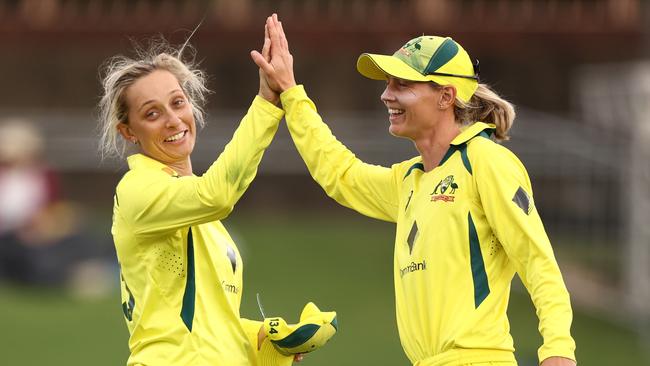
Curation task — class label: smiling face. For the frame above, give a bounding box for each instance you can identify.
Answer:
[380,77,445,140]
[117,69,196,172]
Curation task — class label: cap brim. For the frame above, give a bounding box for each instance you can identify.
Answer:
[356,53,478,103]
[357,53,428,82]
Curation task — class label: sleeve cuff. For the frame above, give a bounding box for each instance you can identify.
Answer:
[538,348,576,364]
[253,95,285,120]
[279,84,308,107]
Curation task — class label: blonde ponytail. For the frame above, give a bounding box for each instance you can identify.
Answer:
[454,84,516,142]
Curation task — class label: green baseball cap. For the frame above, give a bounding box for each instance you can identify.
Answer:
[357,36,479,102]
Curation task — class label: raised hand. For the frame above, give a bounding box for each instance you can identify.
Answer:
[250,14,296,93]
[253,22,279,104]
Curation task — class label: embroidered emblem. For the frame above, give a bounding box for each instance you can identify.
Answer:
[431,175,459,203]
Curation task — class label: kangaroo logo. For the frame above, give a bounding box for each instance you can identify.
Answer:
[431,175,459,202]
[433,175,458,194]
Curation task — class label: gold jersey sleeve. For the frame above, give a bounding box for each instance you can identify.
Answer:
[471,138,576,363]
[281,85,401,223]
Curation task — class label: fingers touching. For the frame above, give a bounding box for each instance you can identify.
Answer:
[251,13,297,94]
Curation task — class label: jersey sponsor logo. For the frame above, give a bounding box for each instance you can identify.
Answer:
[399,259,427,277]
[431,175,459,203]
[222,280,240,294]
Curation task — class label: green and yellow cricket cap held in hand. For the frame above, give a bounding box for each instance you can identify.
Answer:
[357,36,480,102]
[263,302,338,356]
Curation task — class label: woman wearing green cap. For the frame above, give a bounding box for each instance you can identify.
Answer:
[252,14,576,366]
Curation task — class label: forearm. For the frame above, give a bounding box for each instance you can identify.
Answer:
[281,85,399,222]
[200,95,283,214]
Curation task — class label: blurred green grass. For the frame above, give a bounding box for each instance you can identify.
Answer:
[1,213,647,365]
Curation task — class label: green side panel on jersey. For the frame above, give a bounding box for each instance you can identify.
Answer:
[180,228,196,331]
[468,213,490,308]
[121,278,135,321]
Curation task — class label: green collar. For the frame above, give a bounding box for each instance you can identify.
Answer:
[450,122,495,146]
[403,122,495,179]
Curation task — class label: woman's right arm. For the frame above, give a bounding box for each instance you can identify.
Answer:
[281,85,399,222]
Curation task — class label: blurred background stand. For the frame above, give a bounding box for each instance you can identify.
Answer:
[0,119,114,294]
[575,60,650,352]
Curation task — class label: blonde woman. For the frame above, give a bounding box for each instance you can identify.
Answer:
[97,36,311,365]
[253,15,577,366]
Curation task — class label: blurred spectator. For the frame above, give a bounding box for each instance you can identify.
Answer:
[0,119,109,291]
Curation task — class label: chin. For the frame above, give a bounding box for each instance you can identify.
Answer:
[388,124,406,138]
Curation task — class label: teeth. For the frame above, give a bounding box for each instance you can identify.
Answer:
[388,108,404,115]
[165,131,185,142]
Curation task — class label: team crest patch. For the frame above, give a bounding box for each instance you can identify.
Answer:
[431,175,459,202]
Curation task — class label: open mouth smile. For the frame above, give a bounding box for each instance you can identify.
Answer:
[164,130,188,142]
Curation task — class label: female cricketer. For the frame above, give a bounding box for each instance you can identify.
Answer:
[252,14,577,366]
[96,35,336,365]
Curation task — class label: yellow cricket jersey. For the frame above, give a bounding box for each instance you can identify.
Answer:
[281,85,576,365]
[112,96,283,366]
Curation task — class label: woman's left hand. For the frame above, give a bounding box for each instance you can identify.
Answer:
[257,325,305,363]
[540,356,576,366]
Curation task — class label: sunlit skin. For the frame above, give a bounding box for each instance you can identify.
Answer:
[117,70,196,176]
[381,77,461,171]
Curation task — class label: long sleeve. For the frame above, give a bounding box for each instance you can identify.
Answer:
[472,141,576,363]
[116,96,284,237]
[281,85,400,223]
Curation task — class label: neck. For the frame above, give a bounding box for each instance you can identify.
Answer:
[167,159,193,176]
[413,119,461,172]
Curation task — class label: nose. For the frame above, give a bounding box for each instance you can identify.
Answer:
[381,80,396,103]
[165,108,183,129]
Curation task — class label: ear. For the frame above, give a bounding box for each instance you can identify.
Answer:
[117,122,137,144]
[439,86,457,109]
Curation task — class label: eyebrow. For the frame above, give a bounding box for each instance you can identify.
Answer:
[137,89,183,112]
